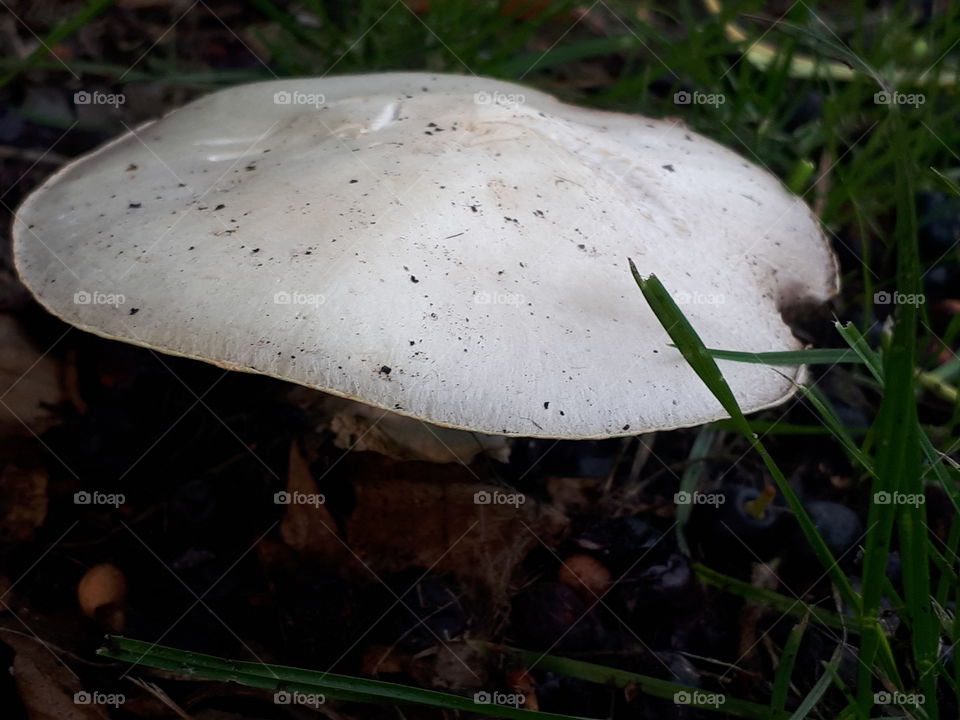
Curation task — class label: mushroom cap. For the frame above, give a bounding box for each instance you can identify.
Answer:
[13,73,837,438]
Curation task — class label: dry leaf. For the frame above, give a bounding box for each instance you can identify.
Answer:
[0,314,63,435]
[4,633,109,720]
[343,464,567,588]
[0,465,48,542]
[278,441,347,564]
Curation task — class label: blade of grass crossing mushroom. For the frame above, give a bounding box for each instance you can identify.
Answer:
[676,425,717,556]
[628,263,904,691]
[696,347,864,365]
[99,637,590,720]
[771,615,808,714]
[627,262,858,608]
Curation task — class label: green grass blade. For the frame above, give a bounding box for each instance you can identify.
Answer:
[772,616,808,713]
[628,262,859,609]
[698,347,864,365]
[501,35,640,76]
[786,159,816,194]
[694,564,851,632]
[628,263,906,694]
[711,420,863,435]
[0,0,115,87]
[799,384,876,474]
[789,649,846,720]
[470,641,787,720]
[835,322,884,383]
[675,425,718,556]
[934,515,960,607]
[886,111,938,717]
[99,637,590,720]
[821,662,869,720]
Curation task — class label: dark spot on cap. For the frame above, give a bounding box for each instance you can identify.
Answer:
[379,365,392,375]
[410,275,419,283]
[128,202,142,209]
[349,179,358,183]
[126,164,138,171]
[543,401,550,409]
[214,204,225,211]
[662,164,675,172]
[129,308,139,315]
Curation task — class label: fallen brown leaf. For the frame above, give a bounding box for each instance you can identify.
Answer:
[3,633,109,720]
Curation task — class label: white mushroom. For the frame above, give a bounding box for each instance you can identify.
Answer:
[13,73,838,439]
